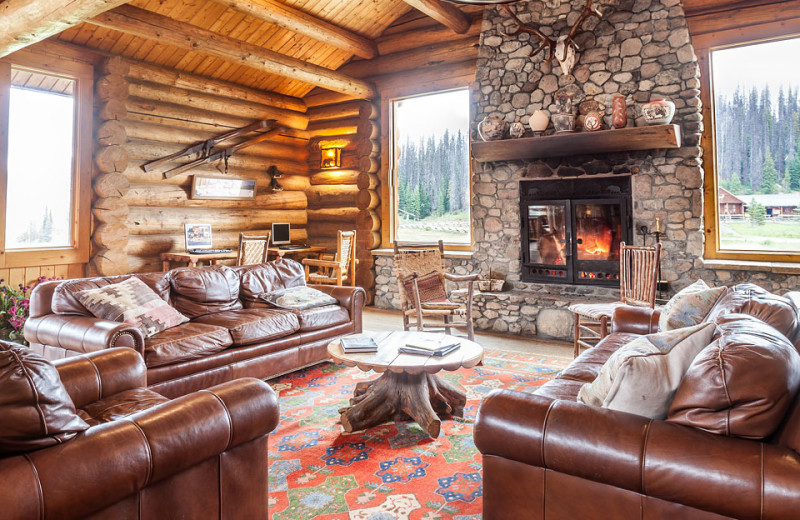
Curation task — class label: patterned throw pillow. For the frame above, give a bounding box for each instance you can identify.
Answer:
[577,322,716,419]
[658,279,727,331]
[402,271,460,310]
[75,277,189,338]
[260,285,337,310]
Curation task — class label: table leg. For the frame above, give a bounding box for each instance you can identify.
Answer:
[338,371,467,437]
[162,260,170,272]
[189,259,197,267]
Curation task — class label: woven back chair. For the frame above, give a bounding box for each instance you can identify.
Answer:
[237,232,270,266]
[569,242,661,357]
[393,240,478,340]
[302,230,357,286]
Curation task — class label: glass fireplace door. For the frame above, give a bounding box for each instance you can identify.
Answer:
[572,198,627,283]
[522,201,572,283]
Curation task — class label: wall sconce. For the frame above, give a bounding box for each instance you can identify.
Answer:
[320,146,342,169]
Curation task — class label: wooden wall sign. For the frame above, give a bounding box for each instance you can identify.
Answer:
[190,175,256,200]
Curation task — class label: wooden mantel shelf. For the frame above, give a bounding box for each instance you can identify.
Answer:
[471,124,681,162]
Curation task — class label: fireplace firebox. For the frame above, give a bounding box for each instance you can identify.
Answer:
[520,177,632,286]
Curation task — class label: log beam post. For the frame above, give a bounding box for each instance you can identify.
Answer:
[401,0,470,34]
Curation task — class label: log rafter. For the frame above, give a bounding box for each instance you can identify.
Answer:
[401,0,470,34]
[0,0,129,58]
[216,0,378,60]
[88,5,377,99]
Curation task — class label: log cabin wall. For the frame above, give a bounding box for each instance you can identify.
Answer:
[94,56,311,275]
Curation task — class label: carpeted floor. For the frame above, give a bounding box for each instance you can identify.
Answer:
[266,349,570,519]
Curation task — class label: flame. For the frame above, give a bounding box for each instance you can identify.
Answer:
[579,226,613,258]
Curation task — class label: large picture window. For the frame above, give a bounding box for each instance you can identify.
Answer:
[705,34,800,260]
[0,51,92,267]
[391,89,471,245]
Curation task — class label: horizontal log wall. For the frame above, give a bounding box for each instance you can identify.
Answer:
[102,57,310,274]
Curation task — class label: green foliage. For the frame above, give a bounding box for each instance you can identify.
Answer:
[720,171,744,194]
[749,198,767,226]
[760,150,778,193]
[790,136,800,190]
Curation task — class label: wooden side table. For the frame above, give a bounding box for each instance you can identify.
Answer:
[267,246,326,258]
[160,251,237,271]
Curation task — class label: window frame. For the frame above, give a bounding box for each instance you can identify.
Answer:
[384,86,473,250]
[0,49,93,268]
[698,20,800,262]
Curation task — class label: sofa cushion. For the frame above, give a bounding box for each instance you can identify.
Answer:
[0,341,89,455]
[74,277,189,338]
[293,304,350,332]
[578,322,716,419]
[52,272,170,316]
[168,265,242,319]
[237,259,306,307]
[144,322,233,368]
[260,285,338,310]
[77,388,169,427]
[658,280,726,332]
[559,332,640,383]
[668,315,800,439]
[193,308,300,346]
[705,283,800,345]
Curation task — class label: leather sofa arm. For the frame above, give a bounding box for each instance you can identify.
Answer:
[310,284,366,332]
[611,305,661,334]
[55,348,148,409]
[24,314,145,355]
[0,378,279,520]
[475,389,800,520]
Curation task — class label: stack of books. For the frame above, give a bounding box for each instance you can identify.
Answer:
[399,336,461,357]
[340,335,378,354]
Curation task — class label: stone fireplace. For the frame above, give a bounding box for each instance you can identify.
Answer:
[373,0,800,340]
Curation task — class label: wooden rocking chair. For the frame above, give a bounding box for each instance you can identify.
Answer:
[569,242,661,357]
[237,232,270,266]
[302,230,357,286]
[393,240,479,341]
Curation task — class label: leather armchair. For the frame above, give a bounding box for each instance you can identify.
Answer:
[0,348,279,520]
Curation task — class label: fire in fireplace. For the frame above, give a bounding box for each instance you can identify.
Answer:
[520,177,631,286]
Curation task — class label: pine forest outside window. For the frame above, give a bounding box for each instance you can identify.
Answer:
[0,52,92,268]
[710,36,800,257]
[391,89,471,245]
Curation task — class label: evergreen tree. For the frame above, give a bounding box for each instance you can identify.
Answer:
[790,152,800,190]
[760,149,778,193]
[749,199,767,226]
[40,207,53,242]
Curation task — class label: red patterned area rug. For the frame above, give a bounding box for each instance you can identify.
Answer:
[266,349,570,520]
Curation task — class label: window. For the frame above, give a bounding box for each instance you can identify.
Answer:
[391,89,471,245]
[0,51,92,267]
[702,32,800,261]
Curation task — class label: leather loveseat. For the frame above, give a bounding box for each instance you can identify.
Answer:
[0,346,279,519]
[24,258,365,397]
[475,283,800,520]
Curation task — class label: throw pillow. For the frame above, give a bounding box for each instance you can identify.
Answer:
[75,277,189,338]
[0,341,89,455]
[658,279,726,331]
[260,285,337,310]
[577,322,716,419]
[402,271,460,310]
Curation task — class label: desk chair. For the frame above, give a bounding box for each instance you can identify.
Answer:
[302,230,357,286]
[237,232,270,266]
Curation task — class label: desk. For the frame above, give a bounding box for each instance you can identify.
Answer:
[160,251,237,271]
[267,246,326,258]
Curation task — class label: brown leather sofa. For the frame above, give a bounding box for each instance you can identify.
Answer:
[0,347,279,520]
[25,258,365,397]
[475,283,800,520]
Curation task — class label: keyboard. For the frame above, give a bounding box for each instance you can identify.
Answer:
[188,248,233,254]
[278,244,309,250]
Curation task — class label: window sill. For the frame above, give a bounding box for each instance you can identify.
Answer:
[370,248,474,260]
[699,258,800,275]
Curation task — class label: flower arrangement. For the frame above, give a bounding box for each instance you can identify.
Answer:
[0,276,59,344]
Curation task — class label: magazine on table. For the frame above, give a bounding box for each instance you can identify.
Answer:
[399,335,461,357]
[340,335,378,353]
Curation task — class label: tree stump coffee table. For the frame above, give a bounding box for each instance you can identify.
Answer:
[327,330,483,438]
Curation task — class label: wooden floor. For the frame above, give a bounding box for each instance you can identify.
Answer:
[363,306,574,360]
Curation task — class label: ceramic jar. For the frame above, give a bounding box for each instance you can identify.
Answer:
[478,115,506,141]
[529,110,550,135]
[641,98,675,125]
[552,112,576,134]
[583,110,603,132]
[612,94,627,129]
[509,120,525,138]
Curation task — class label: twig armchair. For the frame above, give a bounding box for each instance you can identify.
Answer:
[302,230,357,286]
[569,241,661,357]
[393,240,479,341]
[237,232,270,266]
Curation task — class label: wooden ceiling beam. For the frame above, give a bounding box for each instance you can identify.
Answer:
[216,0,378,60]
[89,5,376,99]
[0,0,129,58]
[401,0,470,34]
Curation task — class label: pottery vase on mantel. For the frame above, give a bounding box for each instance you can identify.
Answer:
[478,115,506,141]
[529,109,550,135]
[552,112,576,134]
[508,120,526,139]
[612,94,627,129]
[641,98,676,125]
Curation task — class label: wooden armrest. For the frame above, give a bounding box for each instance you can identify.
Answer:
[302,258,342,268]
[445,273,479,283]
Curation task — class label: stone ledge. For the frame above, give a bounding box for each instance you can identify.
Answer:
[371,248,474,260]
[699,258,800,275]
[450,288,618,304]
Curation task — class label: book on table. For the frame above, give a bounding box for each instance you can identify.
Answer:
[399,335,461,357]
[340,335,378,353]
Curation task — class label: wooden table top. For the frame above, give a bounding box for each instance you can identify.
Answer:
[160,251,237,261]
[268,245,326,257]
[327,330,483,375]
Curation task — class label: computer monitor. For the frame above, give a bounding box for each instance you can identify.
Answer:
[185,223,213,251]
[271,223,291,245]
